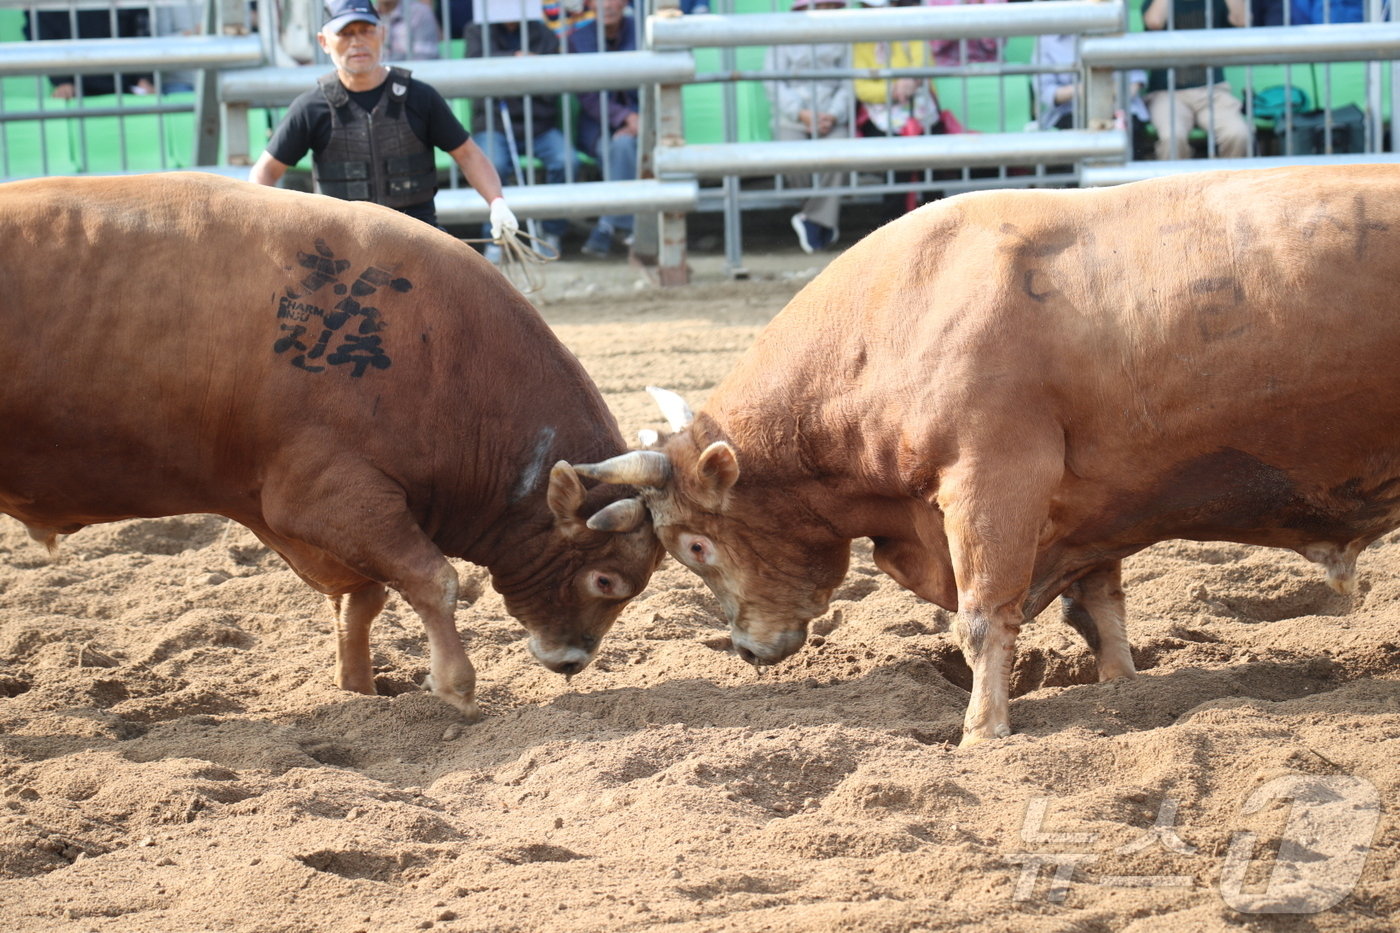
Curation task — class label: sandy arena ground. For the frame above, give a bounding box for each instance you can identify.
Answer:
[2,234,1398,932]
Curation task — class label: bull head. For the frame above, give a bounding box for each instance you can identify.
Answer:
[546,461,648,536]
[573,386,737,511]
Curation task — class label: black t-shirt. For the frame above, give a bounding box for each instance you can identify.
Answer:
[266,75,471,224]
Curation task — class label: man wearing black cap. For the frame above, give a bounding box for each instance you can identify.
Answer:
[251,0,518,243]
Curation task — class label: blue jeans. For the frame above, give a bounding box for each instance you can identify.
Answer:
[474,127,575,239]
[598,131,636,234]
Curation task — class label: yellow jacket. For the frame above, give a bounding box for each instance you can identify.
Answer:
[853,40,939,133]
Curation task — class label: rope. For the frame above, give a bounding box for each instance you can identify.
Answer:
[463,226,560,295]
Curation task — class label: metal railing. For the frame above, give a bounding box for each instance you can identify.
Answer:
[1,0,1397,282]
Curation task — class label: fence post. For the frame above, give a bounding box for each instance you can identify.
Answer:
[649,0,688,285]
[199,0,250,164]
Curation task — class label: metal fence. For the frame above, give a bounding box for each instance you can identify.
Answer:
[1,0,1397,281]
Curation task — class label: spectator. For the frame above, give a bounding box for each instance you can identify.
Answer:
[568,0,638,258]
[1251,0,1288,24]
[766,0,851,253]
[926,0,1006,67]
[853,0,941,220]
[1289,0,1364,22]
[154,0,203,93]
[1034,33,1154,159]
[1142,0,1252,160]
[465,15,574,257]
[543,0,594,39]
[250,0,518,243]
[380,0,442,58]
[443,0,473,39]
[24,7,154,98]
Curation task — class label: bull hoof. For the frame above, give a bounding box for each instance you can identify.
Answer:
[422,674,482,722]
[336,677,378,696]
[431,688,482,723]
[959,723,1012,748]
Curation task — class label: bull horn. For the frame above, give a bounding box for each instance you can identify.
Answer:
[646,386,694,432]
[573,450,672,487]
[586,497,647,533]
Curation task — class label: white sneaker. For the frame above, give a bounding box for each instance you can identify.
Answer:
[791,212,815,254]
[483,243,503,264]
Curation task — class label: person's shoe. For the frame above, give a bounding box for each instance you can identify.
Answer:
[581,224,614,258]
[791,212,836,254]
[483,243,503,264]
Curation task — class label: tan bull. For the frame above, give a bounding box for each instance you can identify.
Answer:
[576,164,1400,745]
[1,173,663,719]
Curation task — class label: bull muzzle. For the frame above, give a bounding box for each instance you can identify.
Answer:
[730,627,807,667]
[528,636,597,678]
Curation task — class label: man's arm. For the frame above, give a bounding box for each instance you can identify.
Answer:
[448,138,504,203]
[1143,0,1171,30]
[250,151,290,186]
[1225,0,1250,26]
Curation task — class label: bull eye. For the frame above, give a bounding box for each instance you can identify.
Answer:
[682,534,713,566]
[588,571,629,600]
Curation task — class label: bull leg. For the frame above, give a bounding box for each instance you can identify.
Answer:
[402,560,479,722]
[951,605,1022,746]
[1060,560,1136,682]
[262,469,479,720]
[331,584,388,695]
[939,440,1064,748]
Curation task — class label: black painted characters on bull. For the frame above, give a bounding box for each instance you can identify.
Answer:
[273,238,414,377]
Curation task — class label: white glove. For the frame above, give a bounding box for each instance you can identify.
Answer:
[489,198,519,241]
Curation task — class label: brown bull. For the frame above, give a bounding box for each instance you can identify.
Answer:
[1,172,663,718]
[576,164,1400,745]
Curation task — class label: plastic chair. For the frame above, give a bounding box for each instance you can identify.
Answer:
[933,74,1034,133]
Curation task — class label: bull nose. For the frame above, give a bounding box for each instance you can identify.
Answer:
[552,658,585,677]
[529,638,595,677]
[731,628,806,666]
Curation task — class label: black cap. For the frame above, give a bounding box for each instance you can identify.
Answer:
[324,0,380,33]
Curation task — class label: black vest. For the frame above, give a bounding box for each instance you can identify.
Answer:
[313,67,438,210]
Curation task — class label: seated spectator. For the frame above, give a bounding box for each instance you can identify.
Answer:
[465,15,575,257]
[1289,0,1364,22]
[926,0,1006,66]
[1252,0,1287,24]
[442,0,473,38]
[766,0,851,253]
[568,0,638,258]
[154,0,202,93]
[380,0,442,59]
[853,0,941,219]
[1034,33,1154,159]
[24,7,154,98]
[1142,0,1252,160]
[543,0,594,39]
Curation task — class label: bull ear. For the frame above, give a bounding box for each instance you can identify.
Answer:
[547,461,589,539]
[696,442,740,496]
[573,450,671,488]
[586,497,647,533]
[646,385,694,432]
